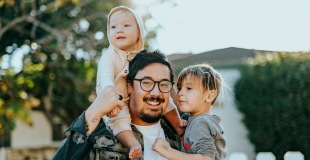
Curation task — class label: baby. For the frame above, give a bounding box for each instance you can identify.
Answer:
[96,6,185,159]
[152,64,227,160]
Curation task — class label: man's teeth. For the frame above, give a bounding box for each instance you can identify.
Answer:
[146,101,160,105]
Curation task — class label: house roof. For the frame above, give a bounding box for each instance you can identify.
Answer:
[166,53,193,61]
[169,47,266,69]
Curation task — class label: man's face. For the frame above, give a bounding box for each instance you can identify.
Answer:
[128,63,171,125]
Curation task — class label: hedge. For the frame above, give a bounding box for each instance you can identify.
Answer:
[234,51,310,160]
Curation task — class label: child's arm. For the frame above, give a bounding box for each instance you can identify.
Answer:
[164,87,187,136]
[96,51,123,118]
[85,86,124,138]
[152,137,214,160]
[164,109,187,136]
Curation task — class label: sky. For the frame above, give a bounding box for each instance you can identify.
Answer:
[133,0,310,55]
[2,0,310,73]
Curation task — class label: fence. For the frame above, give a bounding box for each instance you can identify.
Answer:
[0,147,57,160]
[230,151,305,160]
[0,148,306,160]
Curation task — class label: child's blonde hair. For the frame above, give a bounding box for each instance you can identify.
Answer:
[177,64,223,105]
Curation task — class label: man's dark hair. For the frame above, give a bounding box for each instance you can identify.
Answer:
[127,49,174,85]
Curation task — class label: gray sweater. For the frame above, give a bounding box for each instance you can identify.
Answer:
[181,114,227,160]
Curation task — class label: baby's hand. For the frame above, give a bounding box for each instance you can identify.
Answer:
[179,119,188,128]
[107,106,122,117]
[152,137,172,158]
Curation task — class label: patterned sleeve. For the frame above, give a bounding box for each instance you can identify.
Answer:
[188,118,217,160]
[52,112,112,160]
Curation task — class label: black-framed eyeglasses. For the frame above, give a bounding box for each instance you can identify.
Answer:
[133,78,174,93]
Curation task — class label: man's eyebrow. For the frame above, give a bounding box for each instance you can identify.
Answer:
[141,76,152,79]
[141,76,170,81]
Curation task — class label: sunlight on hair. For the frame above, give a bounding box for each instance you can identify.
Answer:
[177,64,233,108]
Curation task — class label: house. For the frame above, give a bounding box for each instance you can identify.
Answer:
[167,47,269,160]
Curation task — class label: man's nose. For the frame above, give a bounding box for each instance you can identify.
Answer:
[150,84,161,96]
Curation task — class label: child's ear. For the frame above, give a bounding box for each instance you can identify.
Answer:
[205,90,217,103]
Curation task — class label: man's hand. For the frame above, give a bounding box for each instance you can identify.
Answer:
[85,86,125,138]
[91,86,125,117]
[152,137,172,158]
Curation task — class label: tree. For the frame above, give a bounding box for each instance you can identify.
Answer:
[0,0,161,143]
[234,51,310,160]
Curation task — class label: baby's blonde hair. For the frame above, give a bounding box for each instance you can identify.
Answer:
[177,64,223,105]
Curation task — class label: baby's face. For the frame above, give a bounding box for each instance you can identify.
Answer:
[109,10,139,53]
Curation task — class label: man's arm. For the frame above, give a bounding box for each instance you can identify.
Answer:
[152,137,214,160]
[85,85,125,138]
[53,86,124,160]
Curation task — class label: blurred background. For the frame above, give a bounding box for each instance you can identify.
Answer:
[0,0,309,159]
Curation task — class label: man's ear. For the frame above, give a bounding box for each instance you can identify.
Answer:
[127,81,132,94]
[205,90,217,103]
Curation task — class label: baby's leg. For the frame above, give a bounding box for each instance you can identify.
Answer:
[164,95,187,136]
[164,109,187,136]
[116,131,142,159]
[106,106,142,159]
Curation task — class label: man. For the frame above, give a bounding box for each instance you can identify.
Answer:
[53,50,187,160]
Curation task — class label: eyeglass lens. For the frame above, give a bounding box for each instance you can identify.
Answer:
[141,79,172,92]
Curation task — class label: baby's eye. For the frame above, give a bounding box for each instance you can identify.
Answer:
[111,26,115,29]
[187,87,192,90]
[124,24,130,27]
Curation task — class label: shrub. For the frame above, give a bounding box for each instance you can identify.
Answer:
[235,52,310,160]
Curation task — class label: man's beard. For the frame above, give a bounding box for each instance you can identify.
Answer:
[139,107,164,123]
[139,96,165,123]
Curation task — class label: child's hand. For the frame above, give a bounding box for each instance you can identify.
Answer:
[106,97,128,117]
[179,119,188,128]
[176,119,188,136]
[106,106,121,117]
[152,137,172,158]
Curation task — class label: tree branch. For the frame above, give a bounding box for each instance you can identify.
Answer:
[26,16,63,49]
[32,0,37,12]
[20,0,26,15]
[30,21,38,39]
[50,110,72,127]
[35,11,107,46]
[0,16,27,40]
[39,84,67,138]
[1,18,31,36]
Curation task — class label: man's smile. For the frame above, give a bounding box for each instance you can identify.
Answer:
[143,96,164,108]
[146,100,160,106]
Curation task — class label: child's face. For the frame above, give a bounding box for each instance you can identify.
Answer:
[176,74,210,116]
[109,10,139,53]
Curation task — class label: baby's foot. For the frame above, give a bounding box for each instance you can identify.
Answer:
[129,143,142,159]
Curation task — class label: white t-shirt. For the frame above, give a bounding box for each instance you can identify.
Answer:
[134,121,168,160]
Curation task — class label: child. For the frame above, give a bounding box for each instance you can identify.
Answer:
[152,64,227,160]
[96,6,185,159]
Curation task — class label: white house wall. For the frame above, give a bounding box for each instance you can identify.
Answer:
[212,69,255,160]
[11,111,53,149]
